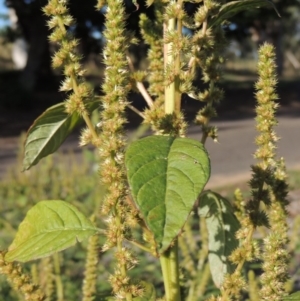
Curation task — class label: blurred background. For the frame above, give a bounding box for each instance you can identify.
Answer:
[0,0,299,182]
[0,0,299,127]
[0,1,300,300]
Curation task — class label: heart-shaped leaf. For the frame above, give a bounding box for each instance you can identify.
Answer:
[5,200,98,262]
[125,136,210,253]
[209,0,279,28]
[199,191,240,288]
[23,100,99,171]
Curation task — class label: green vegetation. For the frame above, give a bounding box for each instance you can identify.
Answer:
[213,169,300,200]
[0,1,299,301]
[0,145,299,300]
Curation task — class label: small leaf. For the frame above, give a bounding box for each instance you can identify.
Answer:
[209,0,280,28]
[125,136,210,253]
[283,292,300,300]
[23,100,99,171]
[199,191,240,288]
[5,200,98,262]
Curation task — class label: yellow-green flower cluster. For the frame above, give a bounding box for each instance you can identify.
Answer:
[82,233,99,301]
[220,43,290,301]
[192,1,226,143]
[140,2,166,132]
[0,252,45,301]
[256,44,290,301]
[254,44,279,169]
[138,1,226,139]
[97,0,130,215]
[43,0,98,146]
[97,1,141,299]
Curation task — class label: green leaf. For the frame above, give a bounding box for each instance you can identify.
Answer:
[209,0,280,28]
[199,191,240,288]
[5,200,98,262]
[125,136,210,253]
[283,292,300,300]
[22,100,99,171]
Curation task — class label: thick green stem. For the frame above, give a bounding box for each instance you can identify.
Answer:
[164,17,176,114]
[161,2,183,299]
[175,1,183,112]
[160,240,181,301]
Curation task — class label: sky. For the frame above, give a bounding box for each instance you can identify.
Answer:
[0,0,10,29]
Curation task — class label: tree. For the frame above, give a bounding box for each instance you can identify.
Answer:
[4,0,299,92]
[5,0,107,91]
[227,0,300,74]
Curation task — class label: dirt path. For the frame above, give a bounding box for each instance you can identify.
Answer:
[203,115,300,188]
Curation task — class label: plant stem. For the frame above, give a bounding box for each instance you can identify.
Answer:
[195,262,211,299]
[136,82,154,108]
[126,239,153,254]
[201,81,214,145]
[164,17,176,114]
[174,0,183,112]
[127,55,154,108]
[127,104,145,118]
[160,240,181,301]
[30,263,38,284]
[82,112,99,141]
[161,2,183,299]
[53,253,64,301]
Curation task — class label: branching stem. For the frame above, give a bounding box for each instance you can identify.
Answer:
[126,239,153,254]
[201,81,215,145]
[127,104,145,119]
[126,55,154,108]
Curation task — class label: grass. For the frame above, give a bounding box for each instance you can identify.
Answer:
[0,136,299,300]
[0,143,165,300]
